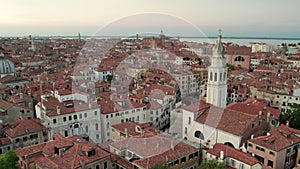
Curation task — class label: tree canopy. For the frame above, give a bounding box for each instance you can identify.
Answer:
[280,103,300,129]
[226,64,234,71]
[0,150,18,169]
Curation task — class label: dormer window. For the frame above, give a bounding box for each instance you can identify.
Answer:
[88,149,96,157]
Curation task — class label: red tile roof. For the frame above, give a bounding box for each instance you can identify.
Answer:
[111,153,134,169]
[249,124,300,151]
[112,121,156,137]
[207,143,260,166]
[227,101,280,118]
[133,141,198,168]
[42,97,99,117]
[16,133,111,169]
[110,134,183,158]
[195,106,257,136]
[0,99,15,111]
[5,118,45,138]
[0,137,11,146]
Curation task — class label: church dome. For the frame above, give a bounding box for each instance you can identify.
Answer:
[0,53,16,76]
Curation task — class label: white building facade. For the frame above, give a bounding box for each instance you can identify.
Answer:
[206,32,228,108]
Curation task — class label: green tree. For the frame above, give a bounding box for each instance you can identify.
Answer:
[226,64,234,71]
[0,150,19,169]
[196,159,226,169]
[280,103,300,129]
[150,163,169,169]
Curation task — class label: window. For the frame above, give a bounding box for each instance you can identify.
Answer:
[220,73,222,82]
[223,73,226,81]
[194,131,204,140]
[15,138,20,143]
[189,154,193,160]
[256,146,265,152]
[53,119,57,124]
[251,123,254,128]
[188,117,191,124]
[79,114,82,119]
[74,115,77,120]
[96,165,100,169]
[86,126,88,132]
[94,111,97,116]
[231,159,235,166]
[103,161,108,169]
[214,72,217,81]
[69,116,72,121]
[95,123,99,130]
[96,134,99,139]
[248,143,253,147]
[88,149,96,157]
[239,163,245,169]
[210,72,212,81]
[185,127,187,134]
[63,117,66,122]
[84,113,87,118]
[267,160,274,168]
[174,159,179,165]
[287,148,291,153]
[269,151,275,156]
[23,137,27,142]
[181,157,186,163]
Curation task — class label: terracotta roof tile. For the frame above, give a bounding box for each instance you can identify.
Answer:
[208,143,260,166]
[249,124,300,151]
[5,118,45,138]
[195,106,257,136]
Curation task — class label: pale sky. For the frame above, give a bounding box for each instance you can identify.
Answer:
[0,0,299,37]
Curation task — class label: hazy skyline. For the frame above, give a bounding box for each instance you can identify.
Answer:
[1,0,300,37]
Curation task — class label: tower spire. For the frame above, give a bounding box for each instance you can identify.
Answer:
[213,29,225,57]
[206,30,227,108]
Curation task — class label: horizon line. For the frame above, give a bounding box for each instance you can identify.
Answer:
[1,35,300,41]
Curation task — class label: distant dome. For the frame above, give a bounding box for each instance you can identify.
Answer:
[0,53,16,77]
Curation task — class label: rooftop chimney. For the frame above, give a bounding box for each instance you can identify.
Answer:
[19,93,24,100]
[57,105,61,115]
[220,150,225,160]
[258,111,262,116]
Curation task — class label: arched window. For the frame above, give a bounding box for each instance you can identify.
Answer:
[214,72,217,82]
[219,73,222,82]
[224,142,234,148]
[234,56,245,62]
[194,130,204,140]
[210,72,213,81]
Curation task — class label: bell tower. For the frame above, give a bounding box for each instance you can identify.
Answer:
[206,30,227,108]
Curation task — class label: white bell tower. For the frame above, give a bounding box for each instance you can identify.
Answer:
[207,30,227,108]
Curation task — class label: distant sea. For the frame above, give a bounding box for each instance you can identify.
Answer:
[3,35,300,47]
[180,37,300,46]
